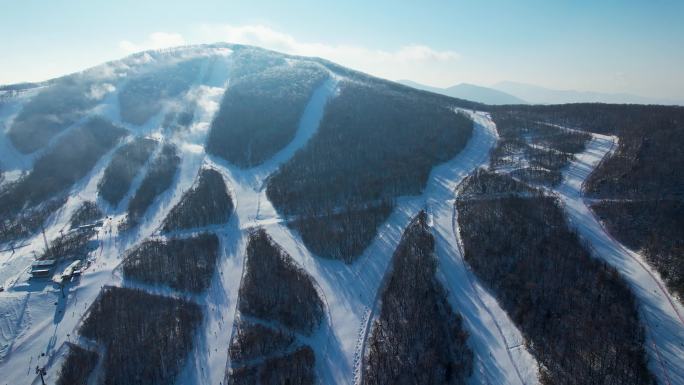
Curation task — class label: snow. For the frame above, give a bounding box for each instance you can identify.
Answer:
[3,44,679,385]
[235,109,540,385]
[0,49,233,385]
[554,132,684,385]
[0,69,542,384]
[184,71,340,385]
[0,292,29,362]
[428,111,540,385]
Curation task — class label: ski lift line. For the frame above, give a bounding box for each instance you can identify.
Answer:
[0,242,30,253]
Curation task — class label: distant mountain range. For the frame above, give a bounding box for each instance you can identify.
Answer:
[493,81,682,105]
[399,79,683,106]
[398,80,526,105]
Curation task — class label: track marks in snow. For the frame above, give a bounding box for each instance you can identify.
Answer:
[0,293,29,362]
[427,111,539,385]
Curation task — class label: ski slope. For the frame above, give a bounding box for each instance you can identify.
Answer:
[0,48,233,385]
[431,111,539,385]
[3,43,680,385]
[249,110,539,385]
[1,62,542,384]
[180,72,340,385]
[555,132,684,385]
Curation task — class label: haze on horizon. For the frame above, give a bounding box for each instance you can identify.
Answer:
[2,0,683,103]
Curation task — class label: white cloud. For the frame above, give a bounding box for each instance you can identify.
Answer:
[197,24,462,86]
[119,32,186,54]
[88,82,116,100]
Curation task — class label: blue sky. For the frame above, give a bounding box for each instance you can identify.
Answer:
[2,0,683,100]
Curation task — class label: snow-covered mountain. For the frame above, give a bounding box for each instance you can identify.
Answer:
[0,43,683,385]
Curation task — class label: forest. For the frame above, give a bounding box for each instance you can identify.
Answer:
[56,342,99,385]
[490,103,684,305]
[364,211,472,385]
[122,233,219,293]
[0,196,65,244]
[227,346,316,385]
[566,105,683,305]
[207,57,329,167]
[98,137,157,206]
[8,74,111,153]
[289,200,393,263]
[161,168,233,232]
[489,111,591,186]
[0,117,126,217]
[229,320,296,363]
[492,111,591,154]
[488,103,683,198]
[118,58,203,125]
[227,228,321,385]
[457,168,536,199]
[40,227,96,261]
[457,180,653,384]
[77,286,202,385]
[267,79,473,262]
[580,107,683,199]
[593,199,684,300]
[122,143,180,229]
[238,228,324,334]
[69,201,103,229]
[226,45,288,79]
[313,56,484,111]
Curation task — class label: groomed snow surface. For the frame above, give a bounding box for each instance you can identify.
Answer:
[1,47,682,385]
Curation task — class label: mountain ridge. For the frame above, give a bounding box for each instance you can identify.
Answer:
[398,79,527,105]
[493,80,683,105]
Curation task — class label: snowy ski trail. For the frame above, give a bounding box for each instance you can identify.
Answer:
[184,73,340,385]
[430,111,539,385]
[554,132,684,385]
[0,50,232,385]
